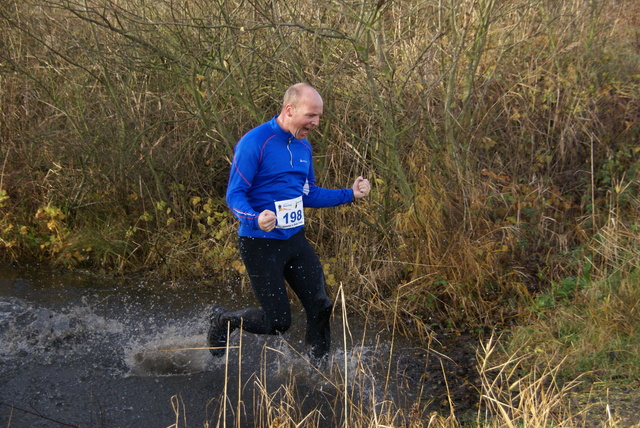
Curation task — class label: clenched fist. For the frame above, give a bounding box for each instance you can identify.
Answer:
[352,176,371,199]
[258,210,277,232]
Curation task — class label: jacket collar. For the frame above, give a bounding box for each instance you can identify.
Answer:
[269,116,296,141]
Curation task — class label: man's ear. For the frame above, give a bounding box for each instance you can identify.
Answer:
[286,104,294,116]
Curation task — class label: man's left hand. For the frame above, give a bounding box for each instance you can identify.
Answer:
[352,176,371,199]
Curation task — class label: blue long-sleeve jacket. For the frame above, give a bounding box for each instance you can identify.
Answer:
[226,116,354,240]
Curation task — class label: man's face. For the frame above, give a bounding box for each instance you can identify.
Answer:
[287,91,323,140]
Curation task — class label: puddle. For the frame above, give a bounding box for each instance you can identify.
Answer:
[0,265,481,427]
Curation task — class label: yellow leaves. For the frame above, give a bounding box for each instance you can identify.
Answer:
[326,273,337,287]
[202,199,216,215]
[213,228,226,240]
[36,205,65,221]
[2,223,13,234]
[0,189,9,207]
[35,206,69,248]
[323,262,338,286]
[65,249,89,263]
[1,223,17,251]
[156,201,171,214]
[125,226,138,238]
[140,211,154,221]
[534,148,553,169]
[231,259,245,275]
[203,245,236,269]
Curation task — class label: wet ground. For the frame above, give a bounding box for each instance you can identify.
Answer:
[0,265,482,427]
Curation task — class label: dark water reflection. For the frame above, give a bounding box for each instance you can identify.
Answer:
[0,264,479,427]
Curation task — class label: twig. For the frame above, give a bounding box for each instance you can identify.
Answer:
[0,402,81,427]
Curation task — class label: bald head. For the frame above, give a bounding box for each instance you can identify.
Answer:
[282,83,321,109]
[277,83,323,140]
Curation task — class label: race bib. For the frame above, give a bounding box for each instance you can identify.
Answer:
[275,196,304,229]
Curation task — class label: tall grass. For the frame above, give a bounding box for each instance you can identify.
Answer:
[155,293,627,427]
[1,0,639,333]
[507,203,640,386]
[2,3,638,426]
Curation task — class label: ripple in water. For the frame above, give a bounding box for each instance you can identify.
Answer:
[124,324,212,376]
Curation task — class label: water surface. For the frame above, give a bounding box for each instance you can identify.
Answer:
[0,265,478,427]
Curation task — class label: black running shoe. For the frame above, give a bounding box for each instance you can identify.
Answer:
[207,305,232,357]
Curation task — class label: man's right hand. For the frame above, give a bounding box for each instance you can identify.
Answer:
[258,210,277,232]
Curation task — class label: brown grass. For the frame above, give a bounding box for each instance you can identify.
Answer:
[1,1,639,403]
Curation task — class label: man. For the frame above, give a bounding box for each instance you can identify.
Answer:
[208,83,370,361]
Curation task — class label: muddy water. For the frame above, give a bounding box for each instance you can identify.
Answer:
[0,265,480,427]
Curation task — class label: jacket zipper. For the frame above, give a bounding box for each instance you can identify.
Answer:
[287,137,293,168]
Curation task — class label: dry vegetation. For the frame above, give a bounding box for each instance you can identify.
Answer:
[1,0,639,426]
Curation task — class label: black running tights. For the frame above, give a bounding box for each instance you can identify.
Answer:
[219,230,333,358]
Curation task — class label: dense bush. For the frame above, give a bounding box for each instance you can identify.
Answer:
[1,0,638,330]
